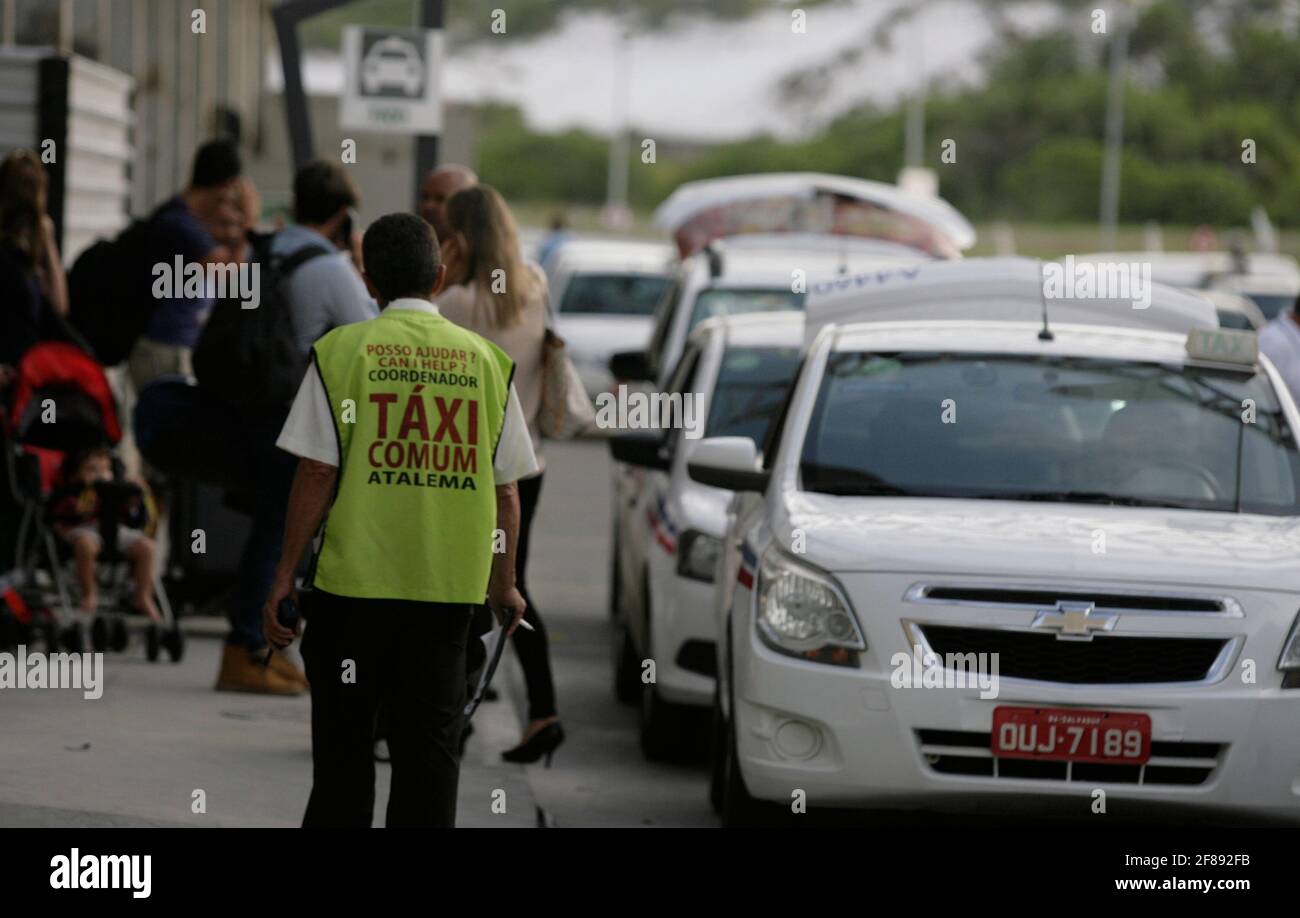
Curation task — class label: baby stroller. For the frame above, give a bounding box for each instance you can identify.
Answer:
[1,341,183,661]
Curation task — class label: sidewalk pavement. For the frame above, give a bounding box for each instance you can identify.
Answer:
[0,617,540,827]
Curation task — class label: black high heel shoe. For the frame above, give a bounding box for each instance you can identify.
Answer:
[501,722,565,766]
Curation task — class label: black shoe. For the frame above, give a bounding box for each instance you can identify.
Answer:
[501,722,565,767]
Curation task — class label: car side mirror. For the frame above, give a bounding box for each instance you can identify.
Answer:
[686,437,769,493]
[609,349,655,383]
[609,432,671,471]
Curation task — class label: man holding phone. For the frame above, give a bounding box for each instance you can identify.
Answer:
[214,160,378,696]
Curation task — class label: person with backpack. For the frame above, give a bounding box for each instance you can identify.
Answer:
[203,160,376,695]
[126,139,244,392]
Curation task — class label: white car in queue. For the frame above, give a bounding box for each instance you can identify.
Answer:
[544,239,676,402]
[690,257,1300,825]
[611,173,976,389]
[1074,250,1300,323]
[608,313,804,758]
[604,234,949,758]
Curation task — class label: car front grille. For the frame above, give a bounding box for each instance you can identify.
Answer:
[915,729,1222,787]
[918,625,1228,685]
[913,585,1231,615]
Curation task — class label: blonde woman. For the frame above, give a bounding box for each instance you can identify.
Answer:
[437,184,564,765]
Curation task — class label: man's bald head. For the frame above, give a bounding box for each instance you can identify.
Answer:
[419,164,478,240]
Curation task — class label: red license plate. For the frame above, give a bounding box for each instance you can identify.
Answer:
[992,707,1151,765]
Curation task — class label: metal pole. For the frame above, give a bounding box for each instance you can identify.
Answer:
[58,0,73,54]
[97,0,110,62]
[272,0,358,171]
[603,25,630,227]
[273,4,313,170]
[1098,10,1130,250]
[903,17,925,168]
[1,0,14,46]
[413,0,444,207]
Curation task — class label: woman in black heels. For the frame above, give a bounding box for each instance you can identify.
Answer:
[437,185,565,765]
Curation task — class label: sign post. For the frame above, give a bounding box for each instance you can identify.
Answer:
[274,0,446,209]
[415,0,445,206]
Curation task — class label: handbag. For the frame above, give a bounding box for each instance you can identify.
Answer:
[539,326,595,439]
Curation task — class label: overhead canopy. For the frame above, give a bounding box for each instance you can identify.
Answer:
[802,257,1220,344]
[652,173,976,260]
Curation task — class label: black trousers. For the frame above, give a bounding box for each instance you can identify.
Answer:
[510,473,558,720]
[301,589,472,828]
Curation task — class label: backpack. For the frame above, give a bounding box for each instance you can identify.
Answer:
[67,199,182,367]
[191,232,331,410]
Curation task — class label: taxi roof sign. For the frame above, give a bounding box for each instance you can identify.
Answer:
[802,257,1220,344]
[1185,327,1259,369]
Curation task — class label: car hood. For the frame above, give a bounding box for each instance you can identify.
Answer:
[554,316,653,363]
[775,493,1300,593]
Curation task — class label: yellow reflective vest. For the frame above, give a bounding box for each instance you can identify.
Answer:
[310,306,514,603]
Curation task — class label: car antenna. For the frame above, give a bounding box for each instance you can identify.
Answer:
[1037,261,1054,341]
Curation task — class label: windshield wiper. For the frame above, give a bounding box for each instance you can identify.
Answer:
[968,490,1201,510]
[801,464,931,497]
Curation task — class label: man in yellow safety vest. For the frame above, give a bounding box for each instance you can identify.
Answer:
[264,212,536,828]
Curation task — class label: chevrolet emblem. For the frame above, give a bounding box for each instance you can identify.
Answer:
[1031,601,1118,641]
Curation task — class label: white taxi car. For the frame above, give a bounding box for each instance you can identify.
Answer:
[608,233,932,390]
[1076,250,1300,322]
[544,239,676,401]
[606,236,944,661]
[609,313,803,758]
[611,173,976,388]
[690,258,1300,825]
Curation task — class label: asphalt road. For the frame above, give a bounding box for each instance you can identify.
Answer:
[503,438,718,827]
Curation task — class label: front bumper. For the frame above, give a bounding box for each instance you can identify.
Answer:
[652,572,717,707]
[733,629,1300,822]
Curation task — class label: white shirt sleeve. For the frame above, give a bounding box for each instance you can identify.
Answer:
[493,384,540,485]
[276,363,340,466]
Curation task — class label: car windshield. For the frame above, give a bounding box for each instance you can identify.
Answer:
[1245,293,1294,320]
[800,353,1300,515]
[705,346,802,443]
[558,273,672,317]
[1216,309,1255,330]
[688,287,802,332]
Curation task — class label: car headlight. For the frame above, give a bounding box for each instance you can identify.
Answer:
[1279,612,1300,689]
[676,530,720,582]
[755,548,865,667]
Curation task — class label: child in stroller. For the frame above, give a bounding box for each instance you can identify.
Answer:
[50,444,161,621]
[2,340,182,659]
